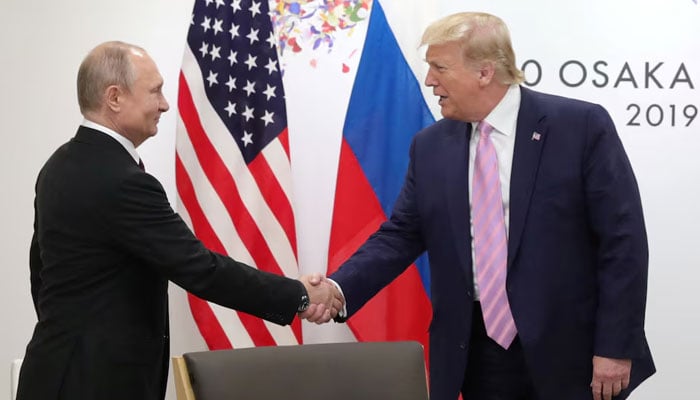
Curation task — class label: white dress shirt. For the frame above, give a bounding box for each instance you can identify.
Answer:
[470,84,521,300]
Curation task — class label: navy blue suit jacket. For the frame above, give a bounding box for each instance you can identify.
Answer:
[331,87,655,400]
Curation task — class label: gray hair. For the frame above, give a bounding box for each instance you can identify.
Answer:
[77,41,145,113]
[421,12,524,85]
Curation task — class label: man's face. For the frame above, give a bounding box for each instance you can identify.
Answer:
[116,52,169,147]
[424,41,484,122]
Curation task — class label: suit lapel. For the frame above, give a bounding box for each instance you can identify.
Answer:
[441,121,473,280]
[508,87,547,268]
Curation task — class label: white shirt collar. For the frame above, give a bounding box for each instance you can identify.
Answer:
[81,118,140,164]
[480,84,521,137]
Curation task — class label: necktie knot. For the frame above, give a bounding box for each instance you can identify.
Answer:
[478,121,494,138]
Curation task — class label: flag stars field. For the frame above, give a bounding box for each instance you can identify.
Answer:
[225,101,236,116]
[244,54,257,70]
[264,59,277,75]
[225,76,237,91]
[263,84,276,100]
[210,45,221,61]
[231,0,242,13]
[229,23,239,39]
[228,50,238,65]
[266,32,276,48]
[243,80,256,96]
[201,16,212,32]
[212,19,224,35]
[206,71,218,87]
[249,1,261,17]
[246,28,260,44]
[261,110,274,126]
[241,130,253,146]
[242,105,254,121]
[199,42,209,57]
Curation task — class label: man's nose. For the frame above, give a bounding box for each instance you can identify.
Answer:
[424,72,437,87]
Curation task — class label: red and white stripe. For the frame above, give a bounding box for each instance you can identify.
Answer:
[176,45,301,349]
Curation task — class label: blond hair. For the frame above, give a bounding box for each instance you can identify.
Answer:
[421,12,524,85]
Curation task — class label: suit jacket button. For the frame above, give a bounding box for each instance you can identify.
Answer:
[459,342,466,350]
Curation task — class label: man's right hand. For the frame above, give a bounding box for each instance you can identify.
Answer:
[298,273,345,323]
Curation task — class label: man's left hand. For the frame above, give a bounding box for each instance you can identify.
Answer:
[591,356,631,400]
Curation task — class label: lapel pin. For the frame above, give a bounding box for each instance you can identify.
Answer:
[531,132,541,141]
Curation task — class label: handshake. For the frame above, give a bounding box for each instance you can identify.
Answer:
[297,274,346,324]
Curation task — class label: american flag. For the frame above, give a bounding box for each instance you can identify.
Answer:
[176,0,301,349]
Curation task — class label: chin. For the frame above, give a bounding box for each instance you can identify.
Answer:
[440,110,456,120]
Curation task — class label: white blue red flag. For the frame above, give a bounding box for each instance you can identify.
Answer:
[325,0,434,353]
[177,0,300,349]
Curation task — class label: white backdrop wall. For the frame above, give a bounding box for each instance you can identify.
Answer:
[1,1,697,399]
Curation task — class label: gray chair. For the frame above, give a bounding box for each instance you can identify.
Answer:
[172,341,428,400]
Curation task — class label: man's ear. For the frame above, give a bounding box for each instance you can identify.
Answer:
[105,85,122,112]
[478,62,496,87]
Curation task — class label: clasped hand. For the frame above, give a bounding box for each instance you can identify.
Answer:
[297,273,345,324]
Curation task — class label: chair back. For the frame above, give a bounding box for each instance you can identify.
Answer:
[173,341,428,400]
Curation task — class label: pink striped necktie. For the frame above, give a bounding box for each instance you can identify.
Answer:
[472,121,517,349]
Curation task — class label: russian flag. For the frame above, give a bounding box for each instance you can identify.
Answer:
[327,0,435,353]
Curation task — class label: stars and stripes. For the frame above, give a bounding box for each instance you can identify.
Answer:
[176,0,300,349]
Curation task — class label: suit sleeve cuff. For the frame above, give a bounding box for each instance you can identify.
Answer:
[326,278,348,322]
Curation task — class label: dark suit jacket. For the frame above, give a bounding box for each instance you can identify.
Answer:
[18,126,304,400]
[331,87,655,400]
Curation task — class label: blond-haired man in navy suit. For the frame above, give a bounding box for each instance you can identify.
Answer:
[327,12,655,400]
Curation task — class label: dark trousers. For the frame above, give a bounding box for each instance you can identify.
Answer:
[461,302,537,400]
